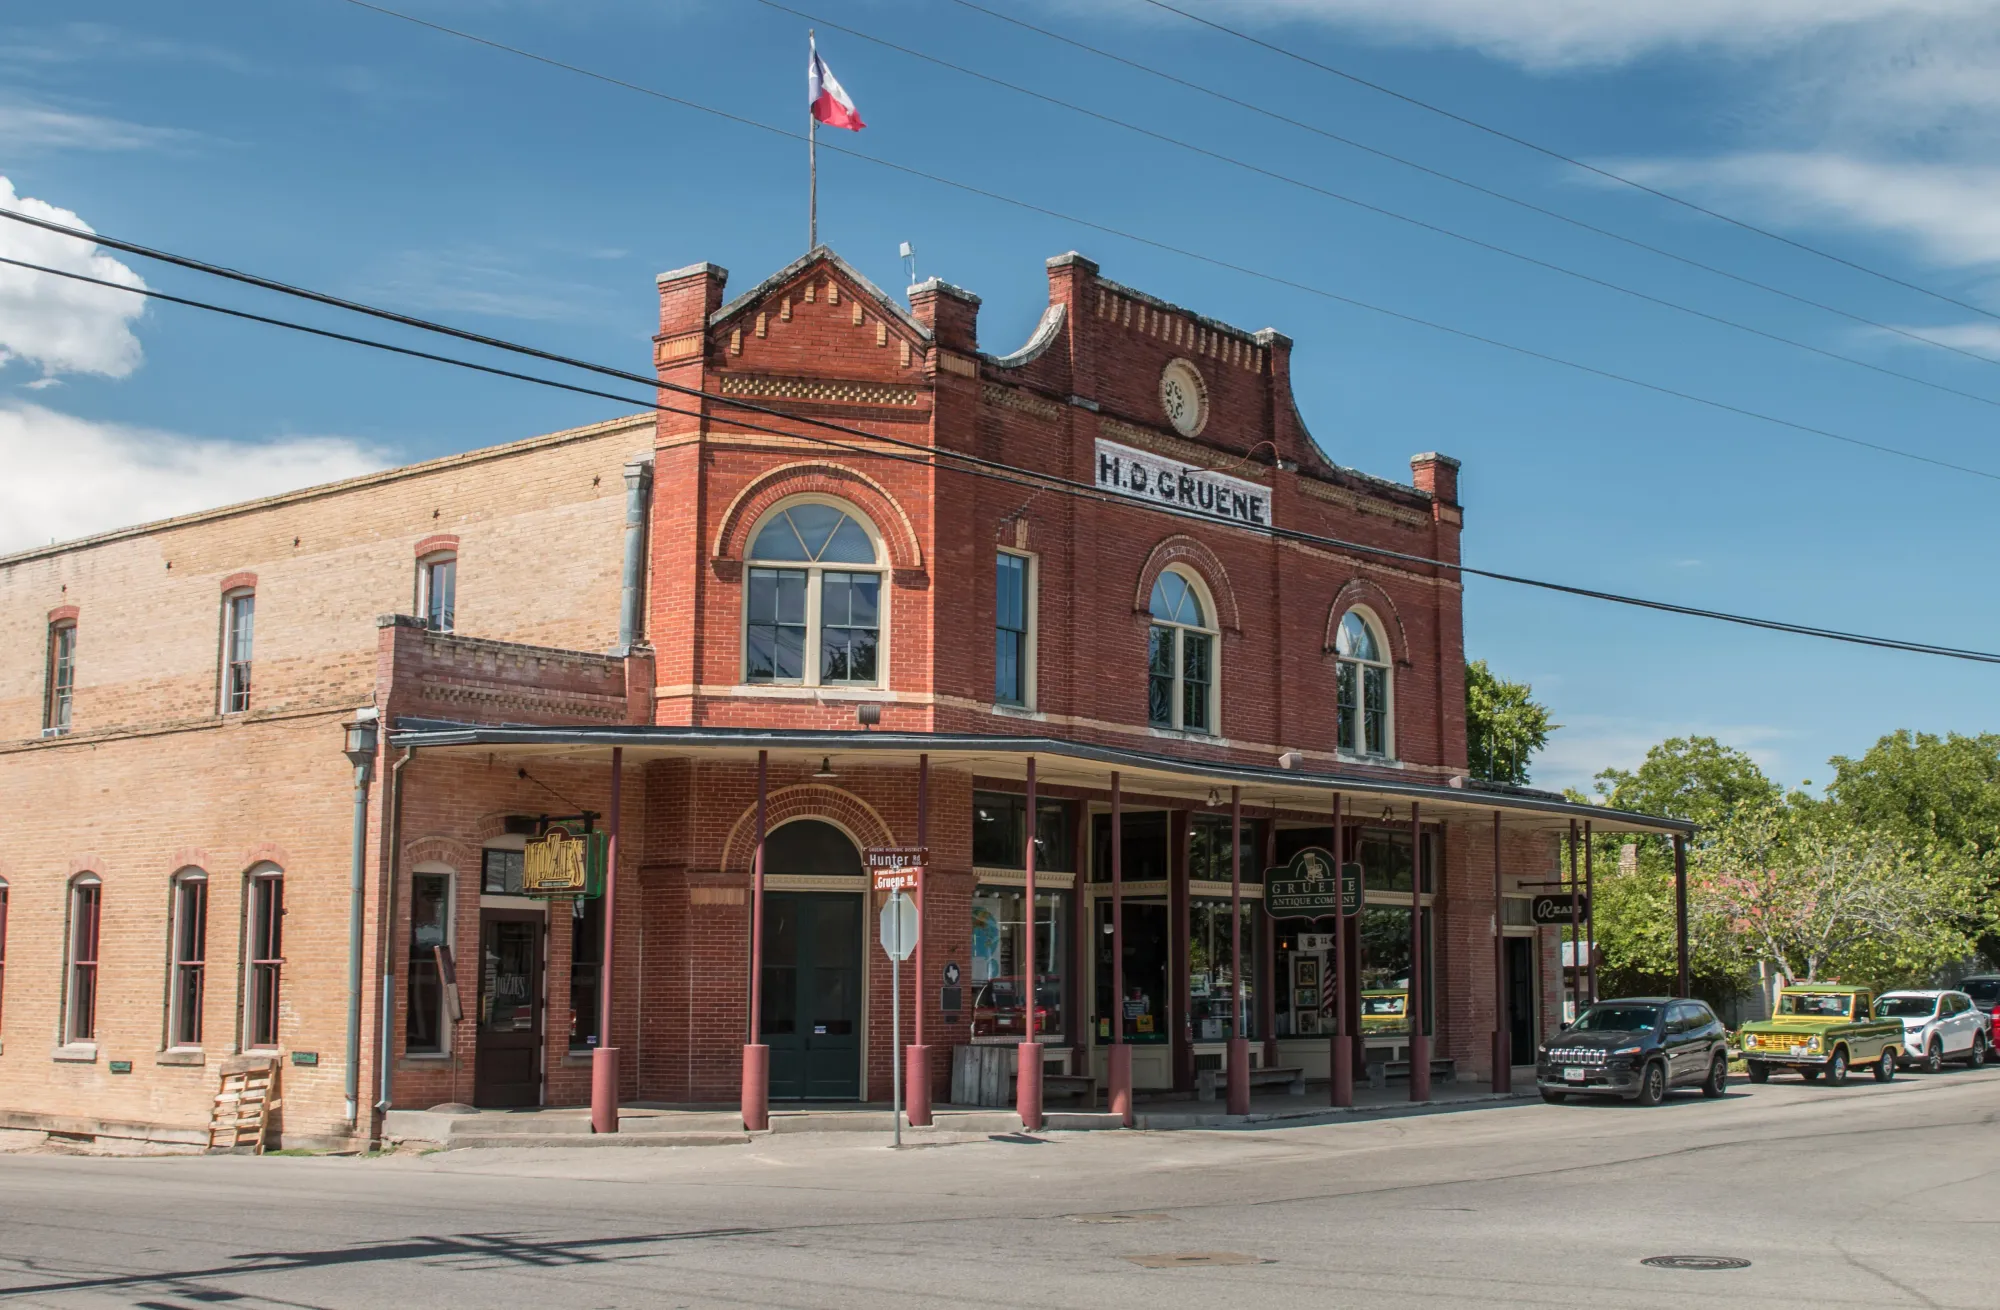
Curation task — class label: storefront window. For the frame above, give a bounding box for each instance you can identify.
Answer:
[482,848,525,895]
[971,793,1075,871]
[570,895,604,1051]
[405,873,449,1054]
[1189,899,1258,1041]
[970,886,1067,1042]
[1189,815,1261,884]
[1357,904,1434,1035]
[1352,828,1435,894]
[1270,923,1339,1037]
[1089,810,1170,882]
[1094,899,1170,1042]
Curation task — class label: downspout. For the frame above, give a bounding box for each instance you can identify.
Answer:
[375,745,416,1132]
[344,713,378,1131]
[617,455,654,652]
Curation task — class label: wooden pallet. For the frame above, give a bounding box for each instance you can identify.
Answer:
[208,1056,281,1153]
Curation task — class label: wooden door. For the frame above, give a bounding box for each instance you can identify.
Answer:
[474,910,543,1107]
[764,893,862,1100]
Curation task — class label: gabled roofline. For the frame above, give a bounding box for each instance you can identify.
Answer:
[710,245,932,343]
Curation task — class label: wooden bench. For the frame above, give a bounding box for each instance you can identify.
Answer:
[1195,1065,1306,1101]
[1366,1057,1458,1090]
[1040,1073,1099,1105]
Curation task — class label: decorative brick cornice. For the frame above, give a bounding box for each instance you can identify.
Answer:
[720,785,896,873]
[1326,578,1413,666]
[1133,535,1243,634]
[710,461,924,571]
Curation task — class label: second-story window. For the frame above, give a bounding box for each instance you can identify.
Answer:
[744,500,884,687]
[1336,609,1393,758]
[995,551,1033,706]
[420,553,457,632]
[222,590,255,714]
[1147,568,1216,733]
[44,620,76,735]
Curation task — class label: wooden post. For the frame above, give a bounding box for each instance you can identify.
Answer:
[1408,802,1430,1101]
[1016,757,1043,1130]
[906,754,932,1126]
[742,750,770,1132]
[590,747,622,1134]
[1226,786,1250,1114]
[1108,771,1132,1125]
[1330,791,1353,1107]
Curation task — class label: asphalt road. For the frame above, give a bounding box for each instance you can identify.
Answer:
[3,1066,1996,1309]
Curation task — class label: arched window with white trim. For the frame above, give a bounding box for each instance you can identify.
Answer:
[1336,609,1393,758]
[1147,567,1217,733]
[744,499,886,687]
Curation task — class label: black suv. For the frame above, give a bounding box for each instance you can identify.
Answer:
[1537,998,1731,1106]
[1960,975,2000,1025]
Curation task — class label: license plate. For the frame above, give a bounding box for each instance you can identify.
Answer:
[1563,1067,1586,1083]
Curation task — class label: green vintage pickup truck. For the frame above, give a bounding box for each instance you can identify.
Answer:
[1737,984,1905,1085]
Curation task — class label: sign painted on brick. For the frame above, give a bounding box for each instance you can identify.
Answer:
[1094,437,1272,528]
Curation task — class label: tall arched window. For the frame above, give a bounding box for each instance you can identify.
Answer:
[65,874,101,1045]
[1336,609,1392,758]
[244,865,284,1050]
[1147,568,1216,733]
[168,869,208,1048]
[744,500,885,687]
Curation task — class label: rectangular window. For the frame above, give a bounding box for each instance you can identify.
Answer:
[818,571,879,683]
[45,622,76,735]
[423,557,457,632]
[746,567,807,682]
[1094,897,1169,1042]
[994,552,1029,705]
[1363,665,1388,756]
[971,792,1074,871]
[570,896,605,1051]
[1189,815,1261,884]
[169,877,208,1047]
[67,880,100,1044]
[222,592,255,713]
[1181,631,1212,732]
[481,848,525,895]
[1147,626,1175,726]
[405,874,450,1054]
[970,886,1067,1043]
[1089,810,1171,883]
[1189,898,1258,1042]
[1336,660,1359,752]
[246,874,283,1048]
[1357,904,1435,1036]
[1354,828,1435,894]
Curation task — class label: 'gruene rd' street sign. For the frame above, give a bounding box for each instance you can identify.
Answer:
[866,846,927,893]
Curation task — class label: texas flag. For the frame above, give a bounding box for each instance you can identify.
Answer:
[808,37,865,131]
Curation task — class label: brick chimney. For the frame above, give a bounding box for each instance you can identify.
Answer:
[907,277,979,354]
[655,261,729,342]
[1411,452,1461,506]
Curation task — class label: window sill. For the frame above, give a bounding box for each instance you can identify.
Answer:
[52,1043,98,1063]
[1333,751,1405,769]
[988,702,1042,720]
[156,1048,206,1066]
[725,683,896,701]
[401,1052,452,1062]
[562,1050,599,1066]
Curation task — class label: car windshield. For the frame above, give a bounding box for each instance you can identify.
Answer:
[1777,992,1853,1018]
[1874,996,1939,1018]
[1963,979,2000,1003]
[1569,1006,1660,1033]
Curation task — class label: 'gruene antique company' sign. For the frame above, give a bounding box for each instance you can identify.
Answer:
[1094,438,1272,528]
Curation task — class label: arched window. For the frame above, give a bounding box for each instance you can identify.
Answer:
[1147,568,1216,733]
[65,874,101,1045]
[418,551,457,633]
[168,869,208,1048]
[1336,609,1393,758]
[244,864,284,1049]
[744,500,885,687]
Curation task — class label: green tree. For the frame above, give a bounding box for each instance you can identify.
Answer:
[1594,736,1779,832]
[1464,659,1554,785]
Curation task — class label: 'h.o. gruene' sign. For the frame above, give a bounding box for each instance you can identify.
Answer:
[1095,438,1272,528]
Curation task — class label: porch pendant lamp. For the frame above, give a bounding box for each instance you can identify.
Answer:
[812,756,838,779]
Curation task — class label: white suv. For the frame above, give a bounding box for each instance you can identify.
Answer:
[1874,990,1992,1073]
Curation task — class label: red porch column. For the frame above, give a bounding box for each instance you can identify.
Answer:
[1017,757,1044,1131]
[1329,791,1352,1107]
[1258,817,1278,1070]
[906,754,933,1126]
[1226,786,1250,1115]
[1408,802,1431,1102]
[591,746,623,1133]
[1491,810,1509,1093]
[742,750,770,1132]
[1107,771,1132,1125]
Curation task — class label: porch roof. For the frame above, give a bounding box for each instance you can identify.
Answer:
[386,719,1692,838]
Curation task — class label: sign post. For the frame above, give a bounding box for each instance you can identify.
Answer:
[877,887,919,1147]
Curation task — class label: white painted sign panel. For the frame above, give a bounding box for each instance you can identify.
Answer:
[1094,437,1272,528]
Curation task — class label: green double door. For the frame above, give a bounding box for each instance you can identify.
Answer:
[762,892,863,1100]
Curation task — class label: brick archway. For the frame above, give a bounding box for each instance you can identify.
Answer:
[1133,535,1242,633]
[711,462,924,573]
[405,835,480,870]
[1325,578,1412,665]
[720,784,897,873]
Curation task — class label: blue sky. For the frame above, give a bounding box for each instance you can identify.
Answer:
[4,0,1997,791]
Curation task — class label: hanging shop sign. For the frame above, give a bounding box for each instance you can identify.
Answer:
[522,825,606,898]
[1530,892,1590,925]
[866,846,928,893]
[1094,437,1272,528]
[1264,847,1363,918]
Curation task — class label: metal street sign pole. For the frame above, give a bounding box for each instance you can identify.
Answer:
[892,892,902,1149]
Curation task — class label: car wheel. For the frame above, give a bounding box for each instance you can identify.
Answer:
[1969,1034,1989,1068]
[1923,1040,1943,1074]
[1540,1089,1567,1104]
[1635,1061,1666,1107]
[1702,1054,1728,1098]
[1746,1061,1770,1084]
[1825,1047,1849,1086]
[1874,1049,1896,1083]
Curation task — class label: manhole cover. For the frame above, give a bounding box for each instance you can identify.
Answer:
[1124,1252,1268,1268]
[1070,1212,1172,1224]
[1641,1255,1752,1271]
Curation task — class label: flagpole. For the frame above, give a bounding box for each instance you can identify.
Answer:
[808,30,818,250]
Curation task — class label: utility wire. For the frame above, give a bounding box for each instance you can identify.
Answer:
[947,0,2000,376]
[304,0,2000,484]
[1136,0,2000,329]
[9,249,1999,667]
[758,0,2000,414]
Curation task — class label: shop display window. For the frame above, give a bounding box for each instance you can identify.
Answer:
[1270,923,1339,1037]
[970,886,1067,1042]
[1188,898,1258,1041]
[1188,815,1261,884]
[1094,898,1170,1042]
[1357,905,1434,1035]
[1089,810,1170,882]
[971,793,1075,871]
[570,895,605,1051]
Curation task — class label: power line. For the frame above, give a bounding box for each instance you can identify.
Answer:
[306,0,2000,485]
[946,0,2000,376]
[1136,0,2000,329]
[757,0,2000,415]
[8,248,1999,667]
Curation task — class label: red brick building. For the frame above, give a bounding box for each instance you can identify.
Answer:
[0,248,1687,1147]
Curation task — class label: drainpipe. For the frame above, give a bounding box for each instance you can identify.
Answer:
[342,709,380,1131]
[616,456,654,653]
[376,746,416,1126]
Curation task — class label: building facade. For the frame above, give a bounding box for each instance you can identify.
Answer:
[0,248,1684,1147]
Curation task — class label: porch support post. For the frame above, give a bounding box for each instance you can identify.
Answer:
[1338,792,1361,1102]
[906,753,933,1126]
[1329,791,1353,1107]
[591,747,623,1133]
[1490,810,1508,1093]
[742,750,770,1132]
[1567,819,1581,1023]
[1674,833,1690,999]
[1409,801,1431,1101]
[1017,756,1044,1131]
[1226,786,1250,1115]
[1258,818,1277,1069]
[1108,770,1132,1125]
[1584,820,1597,1004]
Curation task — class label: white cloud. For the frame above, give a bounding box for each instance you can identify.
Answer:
[1882,321,2000,355]
[0,100,190,151]
[1532,716,1797,795]
[0,403,386,553]
[0,175,147,378]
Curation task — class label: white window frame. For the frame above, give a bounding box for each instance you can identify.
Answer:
[44,619,76,736]
[1146,565,1220,735]
[740,495,890,690]
[994,548,1038,710]
[1335,606,1395,761]
[220,588,255,715]
[417,552,458,633]
[167,869,208,1050]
